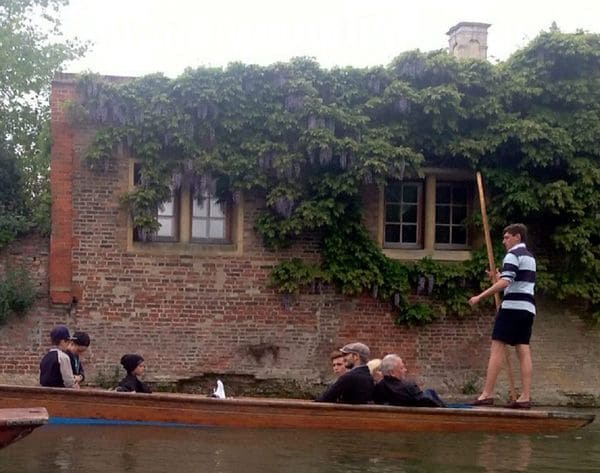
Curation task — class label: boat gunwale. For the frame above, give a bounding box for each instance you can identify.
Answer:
[0,407,49,427]
[0,384,594,424]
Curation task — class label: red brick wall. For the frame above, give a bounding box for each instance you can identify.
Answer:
[49,79,77,304]
[1,75,597,405]
[0,234,73,383]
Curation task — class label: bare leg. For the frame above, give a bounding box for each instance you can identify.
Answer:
[515,344,532,402]
[478,340,506,399]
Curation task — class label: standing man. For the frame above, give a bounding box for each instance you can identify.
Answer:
[40,325,77,389]
[316,342,373,404]
[67,331,91,388]
[468,223,536,408]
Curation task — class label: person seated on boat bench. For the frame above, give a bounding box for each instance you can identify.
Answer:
[39,325,77,389]
[373,354,446,408]
[67,331,90,388]
[330,350,347,379]
[116,354,152,393]
[316,342,374,404]
[367,358,384,383]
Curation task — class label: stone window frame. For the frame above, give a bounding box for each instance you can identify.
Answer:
[434,181,471,250]
[127,160,244,256]
[383,180,423,249]
[132,163,180,243]
[377,168,476,262]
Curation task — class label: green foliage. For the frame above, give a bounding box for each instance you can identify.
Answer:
[0,268,36,324]
[77,29,600,324]
[0,0,86,246]
[93,366,122,389]
[0,212,33,248]
[479,30,600,321]
[270,258,330,294]
[461,376,480,395]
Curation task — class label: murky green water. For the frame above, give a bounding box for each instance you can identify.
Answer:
[1,410,598,472]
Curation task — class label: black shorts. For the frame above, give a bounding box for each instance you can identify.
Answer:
[491,308,534,346]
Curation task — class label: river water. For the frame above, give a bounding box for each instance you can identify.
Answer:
[1,410,598,473]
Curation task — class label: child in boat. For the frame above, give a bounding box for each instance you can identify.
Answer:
[116,354,152,393]
[67,331,90,388]
[39,325,77,388]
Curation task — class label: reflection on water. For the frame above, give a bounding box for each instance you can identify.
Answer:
[1,410,598,473]
[477,436,532,472]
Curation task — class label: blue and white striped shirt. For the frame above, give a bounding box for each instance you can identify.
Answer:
[500,243,536,315]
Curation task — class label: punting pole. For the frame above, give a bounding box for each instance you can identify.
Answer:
[475,171,517,402]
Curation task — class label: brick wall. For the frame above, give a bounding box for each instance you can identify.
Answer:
[0,234,73,384]
[2,233,600,404]
[0,75,597,405]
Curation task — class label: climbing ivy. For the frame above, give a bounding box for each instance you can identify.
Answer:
[0,268,36,324]
[74,28,600,324]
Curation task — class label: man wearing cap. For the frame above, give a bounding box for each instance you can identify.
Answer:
[39,325,77,388]
[316,342,374,404]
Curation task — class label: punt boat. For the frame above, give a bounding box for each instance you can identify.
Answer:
[0,407,48,449]
[0,385,593,434]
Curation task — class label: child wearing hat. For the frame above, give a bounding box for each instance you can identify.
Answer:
[116,354,152,393]
[39,325,77,388]
[67,331,91,387]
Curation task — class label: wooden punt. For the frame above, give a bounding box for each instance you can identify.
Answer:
[0,407,48,449]
[0,385,594,434]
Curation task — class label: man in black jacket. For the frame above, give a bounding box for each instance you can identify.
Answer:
[373,354,446,407]
[316,342,373,404]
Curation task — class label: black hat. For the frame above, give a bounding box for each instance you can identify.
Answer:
[50,325,74,344]
[120,354,144,373]
[72,331,91,347]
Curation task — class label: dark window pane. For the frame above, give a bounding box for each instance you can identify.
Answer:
[385,204,400,222]
[402,224,417,243]
[403,204,417,223]
[435,225,450,244]
[385,225,400,243]
[452,205,467,224]
[436,185,451,204]
[403,184,418,203]
[453,185,468,205]
[436,205,450,224]
[453,226,467,245]
[385,185,402,202]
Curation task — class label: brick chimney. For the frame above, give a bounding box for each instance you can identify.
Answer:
[447,22,491,60]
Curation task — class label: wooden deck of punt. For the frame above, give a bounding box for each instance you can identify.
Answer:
[0,385,594,434]
[0,407,48,449]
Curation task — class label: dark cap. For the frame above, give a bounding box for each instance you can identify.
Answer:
[120,354,144,373]
[72,331,90,347]
[340,342,370,360]
[50,325,74,344]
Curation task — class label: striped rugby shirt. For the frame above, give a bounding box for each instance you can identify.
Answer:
[500,243,536,315]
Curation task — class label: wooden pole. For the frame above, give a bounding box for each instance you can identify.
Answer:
[476,172,517,402]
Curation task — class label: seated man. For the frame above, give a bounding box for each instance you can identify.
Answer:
[373,354,446,407]
[330,350,347,378]
[316,342,374,404]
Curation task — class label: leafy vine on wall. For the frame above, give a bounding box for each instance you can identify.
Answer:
[72,29,600,324]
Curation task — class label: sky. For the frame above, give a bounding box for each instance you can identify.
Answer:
[59,0,600,77]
